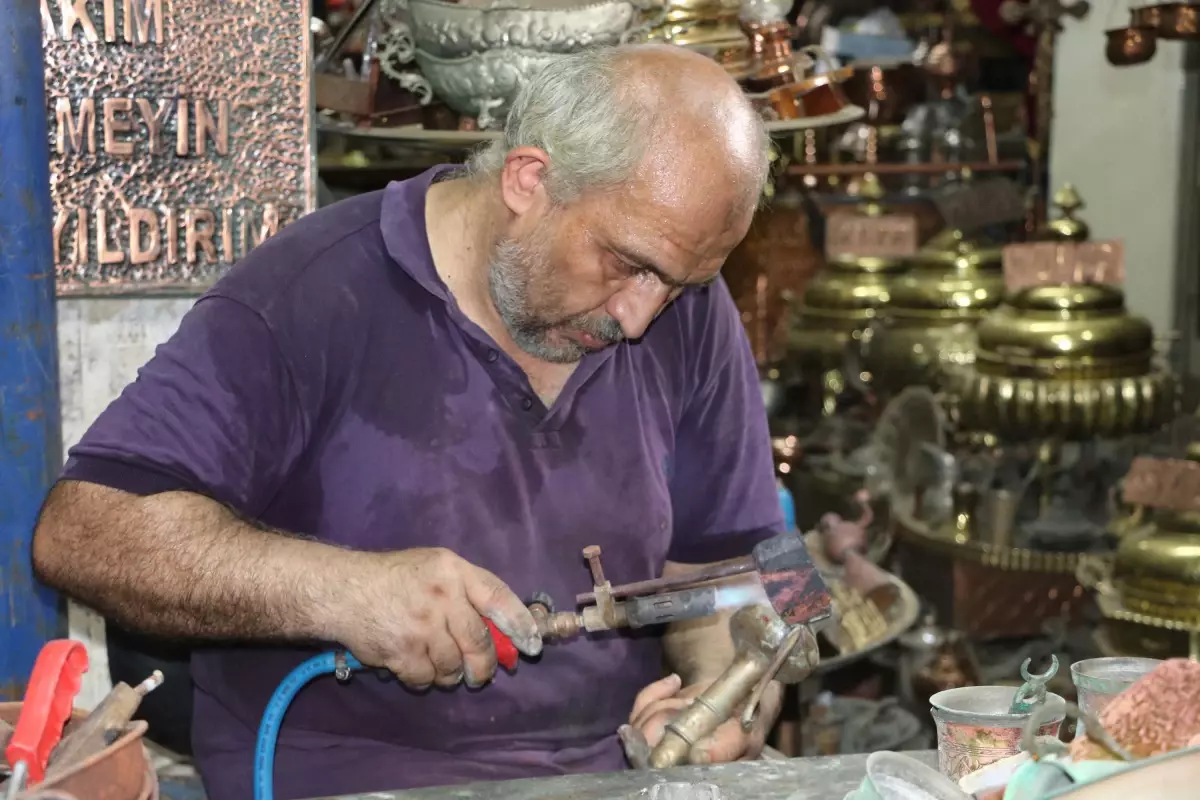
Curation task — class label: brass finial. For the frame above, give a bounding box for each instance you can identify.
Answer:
[859,173,885,200]
[854,173,887,216]
[1036,183,1090,242]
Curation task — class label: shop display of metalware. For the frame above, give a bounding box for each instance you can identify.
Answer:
[864,229,1005,396]
[406,0,640,58]
[945,186,1176,442]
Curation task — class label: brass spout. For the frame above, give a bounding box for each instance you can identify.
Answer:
[650,656,767,768]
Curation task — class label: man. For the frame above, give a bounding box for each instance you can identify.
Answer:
[32,44,786,798]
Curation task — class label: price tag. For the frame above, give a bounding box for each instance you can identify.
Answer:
[933,178,1027,233]
[1121,456,1200,513]
[825,213,919,260]
[1001,240,1125,292]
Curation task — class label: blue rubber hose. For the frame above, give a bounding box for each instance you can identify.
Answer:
[253,651,363,800]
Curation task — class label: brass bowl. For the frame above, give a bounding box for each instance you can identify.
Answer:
[1132,3,1200,40]
[1105,26,1158,67]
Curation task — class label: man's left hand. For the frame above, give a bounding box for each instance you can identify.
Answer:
[627,673,783,764]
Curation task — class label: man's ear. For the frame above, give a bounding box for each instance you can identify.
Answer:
[499,147,551,216]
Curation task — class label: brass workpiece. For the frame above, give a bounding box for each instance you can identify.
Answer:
[644,605,819,769]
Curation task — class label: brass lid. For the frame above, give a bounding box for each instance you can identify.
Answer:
[801,268,897,311]
[890,229,1006,314]
[887,270,1006,314]
[973,284,1154,378]
[1035,184,1090,242]
[911,229,1004,270]
[1115,532,1200,588]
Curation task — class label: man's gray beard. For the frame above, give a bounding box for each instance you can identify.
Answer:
[487,237,624,364]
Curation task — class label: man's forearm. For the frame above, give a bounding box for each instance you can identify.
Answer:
[33,480,359,642]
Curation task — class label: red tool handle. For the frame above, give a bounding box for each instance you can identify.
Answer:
[7,640,89,784]
[484,619,519,671]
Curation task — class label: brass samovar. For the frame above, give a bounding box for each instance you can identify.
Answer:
[886,186,1181,638]
[946,187,1176,440]
[864,229,1005,397]
[787,174,909,417]
[1079,441,1200,661]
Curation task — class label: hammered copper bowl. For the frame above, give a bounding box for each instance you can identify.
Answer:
[1106,26,1158,66]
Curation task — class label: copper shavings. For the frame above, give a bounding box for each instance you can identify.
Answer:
[1069,658,1200,761]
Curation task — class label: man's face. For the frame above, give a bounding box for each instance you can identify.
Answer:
[489,175,755,364]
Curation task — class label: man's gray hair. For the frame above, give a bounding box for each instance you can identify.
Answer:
[465,45,769,205]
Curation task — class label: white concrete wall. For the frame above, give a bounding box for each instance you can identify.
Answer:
[1048,9,1199,341]
[59,296,195,708]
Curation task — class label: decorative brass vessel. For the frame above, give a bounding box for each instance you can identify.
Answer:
[787,176,909,381]
[947,186,1177,440]
[865,229,1005,394]
[950,284,1175,439]
[1113,444,1200,624]
[648,0,752,77]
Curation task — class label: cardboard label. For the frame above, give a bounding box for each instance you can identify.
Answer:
[1001,240,1126,292]
[43,0,314,295]
[933,178,1027,233]
[825,213,919,259]
[1121,456,1200,513]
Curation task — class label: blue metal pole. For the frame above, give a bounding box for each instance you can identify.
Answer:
[0,0,65,697]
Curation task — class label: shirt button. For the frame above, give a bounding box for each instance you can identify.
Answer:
[486,349,498,363]
[521,397,533,411]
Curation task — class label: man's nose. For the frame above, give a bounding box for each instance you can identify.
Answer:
[606,280,672,340]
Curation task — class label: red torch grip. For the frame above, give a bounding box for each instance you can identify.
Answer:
[484,619,519,671]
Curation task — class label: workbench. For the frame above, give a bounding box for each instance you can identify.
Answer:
[318,751,939,800]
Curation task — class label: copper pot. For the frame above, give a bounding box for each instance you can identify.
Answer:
[839,61,925,126]
[1133,3,1200,39]
[1106,26,1158,66]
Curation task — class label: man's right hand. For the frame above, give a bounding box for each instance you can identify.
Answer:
[334,547,542,690]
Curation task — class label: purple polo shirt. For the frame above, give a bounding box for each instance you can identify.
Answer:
[60,166,783,798]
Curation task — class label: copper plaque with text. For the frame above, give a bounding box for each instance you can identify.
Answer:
[1001,240,1126,293]
[42,0,314,295]
[1121,456,1200,513]
[825,213,919,260]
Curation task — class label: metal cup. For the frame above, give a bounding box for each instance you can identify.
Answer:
[1070,657,1161,734]
[930,686,1066,781]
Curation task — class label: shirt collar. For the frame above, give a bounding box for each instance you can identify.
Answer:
[379,164,462,301]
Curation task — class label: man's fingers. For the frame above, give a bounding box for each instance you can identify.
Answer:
[446,610,498,687]
[632,699,692,747]
[691,718,752,764]
[426,633,465,688]
[630,673,682,721]
[461,564,542,656]
[387,655,436,689]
